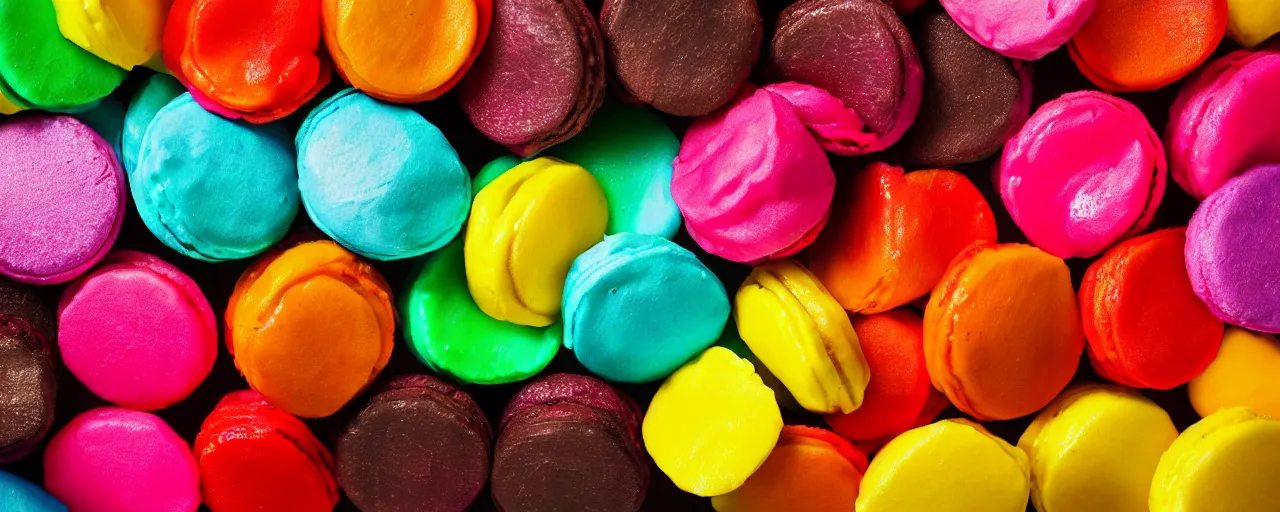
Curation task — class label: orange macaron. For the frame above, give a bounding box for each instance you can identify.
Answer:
[1069,0,1228,92]
[711,426,868,512]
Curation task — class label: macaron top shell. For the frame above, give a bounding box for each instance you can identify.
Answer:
[297,89,471,260]
[940,0,1097,60]
[924,243,1084,421]
[1226,0,1280,47]
[51,0,167,69]
[0,0,126,111]
[0,115,124,285]
[0,470,66,512]
[1151,407,1280,512]
[711,425,868,512]
[122,74,185,173]
[1068,0,1227,92]
[459,0,605,156]
[0,279,57,464]
[1189,328,1280,419]
[999,91,1166,259]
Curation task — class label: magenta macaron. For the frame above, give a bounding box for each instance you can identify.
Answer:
[57,251,217,411]
[940,0,1098,61]
[0,115,125,285]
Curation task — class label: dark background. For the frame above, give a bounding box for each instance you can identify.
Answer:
[3,0,1235,510]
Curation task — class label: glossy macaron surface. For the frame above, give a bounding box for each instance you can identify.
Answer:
[1151,408,1280,511]
[51,0,167,70]
[0,0,126,111]
[0,470,65,511]
[711,426,868,512]
[1069,0,1227,91]
[939,0,1096,60]
[0,280,57,464]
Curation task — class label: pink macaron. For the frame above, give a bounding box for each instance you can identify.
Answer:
[44,407,201,512]
[940,0,1098,61]
[58,251,217,411]
[1167,45,1280,200]
[998,91,1166,259]
[0,115,125,285]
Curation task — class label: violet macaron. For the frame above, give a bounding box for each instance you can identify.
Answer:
[1186,164,1280,334]
[0,279,57,463]
[0,115,124,285]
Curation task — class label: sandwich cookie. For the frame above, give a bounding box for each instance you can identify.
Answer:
[562,233,729,383]
[492,374,647,512]
[58,252,216,411]
[52,0,168,69]
[939,0,1096,60]
[459,0,604,156]
[1151,408,1280,511]
[1189,328,1280,419]
[196,391,338,512]
[227,240,395,418]
[0,115,124,285]
[999,91,1166,259]
[0,470,65,512]
[1069,0,1227,91]
[297,89,471,260]
[1226,0,1280,47]
[0,0,125,111]
[132,93,299,262]
[0,280,57,463]
[711,426,868,512]
[338,376,492,512]
[122,74,184,173]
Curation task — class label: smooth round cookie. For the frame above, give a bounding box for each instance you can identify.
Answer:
[52,0,167,69]
[0,470,66,512]
[122,73,185,173]
[712,426,868,512]
[940,0,1096,60]
[1151,408,1280,511]
[1190,328,1280,419]
[0,0,125,111]
[1069,0,1227,91]
[0,279,57,464]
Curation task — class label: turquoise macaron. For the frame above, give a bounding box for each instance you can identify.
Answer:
[562,233,730,383]
[296,89,471,260]
[121,74,184,173]
[0,470,66,512]
[131,93,299,261]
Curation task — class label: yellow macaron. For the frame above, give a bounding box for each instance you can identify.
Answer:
[464,157,608,327]
[1018,385,1178,512]
[1188,327,1280,419]
[51,0,168,69]
[734,259,870,414]
[1151,407,1280,511]
[1226,0,1280,47]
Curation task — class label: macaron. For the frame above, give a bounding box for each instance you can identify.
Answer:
[51,0,168,69]
[1081,228,1224,389]
[493,373,648,512]
[711,426,868,512]
[338,375,492,512]
[0,115,125,285]
[998,91,1166,259]
[735,259,871,415]
[0,89,21,115]
[44,408,200,512]
[939,0,1096,60]
[924,243,1084,421]
[808,163,997,314]
[459,0,604,156]
[1185,164,1280,333]
[562,233,729,383]
[770,0,924,155]
[1151,408,1280,511]
[825,310,949,450]
[0,0,125,111]
[0,279,57,463]
[546,101,682,239]
[894,8,1033,166]
[322,0,492,103]
[122,74,184,173]
[717,324,802,412]
[227,240,395,418]
[671,85,835,264]
[465,157,608,327]
[1167,46,1280,200]
[856,419,1031,512]
[402,237,560,385]
[196,390,338,512]
[58,251,216,411]
[1069,0,1227,92]
[297,89,471,260]
[1019,385,1178,512]
[132,93,299,262]
[1227,0,1280,47]
[599,0,761,116]
[0,470,66,512]
[163,0,332,123]
[1189,328,1280,419]
[644,347,783,497]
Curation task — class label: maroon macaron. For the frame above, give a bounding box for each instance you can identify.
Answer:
[0,279,56,463]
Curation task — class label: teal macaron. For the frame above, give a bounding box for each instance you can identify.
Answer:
[562,233,730,383]
[131,93,299,261]
[0,470,66,512]
[296,89,471,260]
[122,74,184,173]
[72,96,124,159]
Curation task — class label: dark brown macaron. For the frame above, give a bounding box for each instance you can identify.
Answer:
[459,0,606,157]
[336,375,493,512]
[0,279,56,463]
[491,373,648,512]
[600,0,762,117]
[893,8,1033,167]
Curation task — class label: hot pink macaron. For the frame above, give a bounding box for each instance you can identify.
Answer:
[58,251,217,411]
[998,91,1166,259]
[940,0,1098,60]
[1167,45,1280,200]
[0,115,125,285]
[44,407,201,512]
[671,84,836,264]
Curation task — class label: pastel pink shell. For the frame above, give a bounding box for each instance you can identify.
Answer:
[1167,46,1280,200]
[57,251,217,411]
[44,408,200,512]
[672,85,835,263]
[941,0,1097,61]
[998,91,1166,259]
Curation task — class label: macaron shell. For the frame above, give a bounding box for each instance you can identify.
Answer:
[51,0,166,69]
[924,243,1084,421]
[500,373,641,438]
[1068,0,1227,92]
[0,470,66,512]
[825,310,934,444]
[1226,0,1280,47]
[1151,408,1280,511]
[1189,328,1280,419]
[0,0,126,111]
[0,280,57,464]
[0,115,124,285]
[940,0,1097,60]
[643,347,783,497]
[711,426,868,512]
[121,74,186,173]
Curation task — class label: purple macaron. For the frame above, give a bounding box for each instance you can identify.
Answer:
[0,115,125,285]
[1186,164,1280,333]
